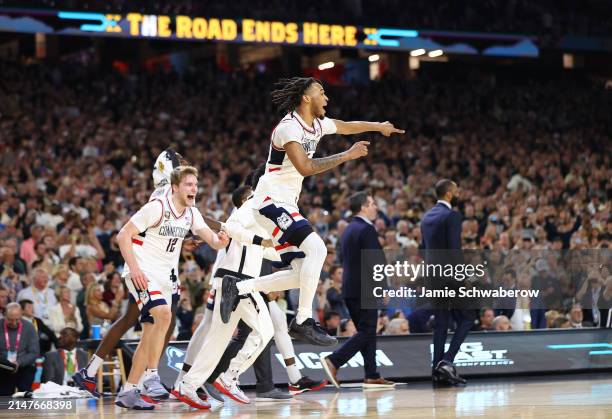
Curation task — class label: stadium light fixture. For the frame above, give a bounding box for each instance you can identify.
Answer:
[428,49,444,58]
[318,61,335,70]
[410,49,426,57]
[368,54,380,62]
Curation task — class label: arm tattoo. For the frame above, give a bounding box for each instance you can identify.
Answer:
[309,152,347,175]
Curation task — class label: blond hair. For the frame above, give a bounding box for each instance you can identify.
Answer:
[85,282,102,306]
[170,165,198,187]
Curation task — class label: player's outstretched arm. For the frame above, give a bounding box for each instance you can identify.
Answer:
[332,120,404,137]
[193,224,230,250]
[285,140,369,177]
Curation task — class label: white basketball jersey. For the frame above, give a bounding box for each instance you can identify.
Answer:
[123,189,205,279]
[254,112,336,206]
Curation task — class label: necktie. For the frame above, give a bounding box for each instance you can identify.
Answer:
[66,351,75,375]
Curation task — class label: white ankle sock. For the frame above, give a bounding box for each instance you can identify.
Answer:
[86,354,103,377]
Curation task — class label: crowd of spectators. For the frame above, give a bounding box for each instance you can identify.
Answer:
[0,53,610,353]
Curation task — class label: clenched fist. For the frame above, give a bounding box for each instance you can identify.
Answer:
[346,141,370,160]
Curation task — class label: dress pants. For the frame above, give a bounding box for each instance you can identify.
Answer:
[327,298,380,380]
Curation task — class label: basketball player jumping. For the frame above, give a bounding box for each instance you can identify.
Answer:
[220,77,404,346]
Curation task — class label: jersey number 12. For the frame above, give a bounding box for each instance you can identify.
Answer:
[166,238,178,253]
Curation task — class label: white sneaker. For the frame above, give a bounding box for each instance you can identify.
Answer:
[213,373,250,404]
[175,381,211,410]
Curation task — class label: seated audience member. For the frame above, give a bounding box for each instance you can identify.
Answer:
[102,271,123,307]
[0,303,40,395]
[377,313,390,335]
[20,299,59,355]
[545,310,560,329]
[326,266,350,319]
[568,302,593,328]
[475,307,495,331]
[42,327,88,385]
[492,315,512,331]
[85,282,120,336]
[339,319,356,337]
[384,318,410,335]
[0,284,9,318]
[17,268,57,323]
[49,286,84,336]
[551,316,571,329]
[324,311,341,336]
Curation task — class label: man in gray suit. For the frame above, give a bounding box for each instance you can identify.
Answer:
[43,328,88,386]
[0,303,39,395]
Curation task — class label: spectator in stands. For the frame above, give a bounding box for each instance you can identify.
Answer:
[0,284,9,318]
[384,318,410,335]
[492,315,512,331]
[0,303,39,396]
[475,307,495,331]
[101,271,122,307]
[568,302,592,328]
[17,268,57,323]
[551,316,571,329]
[176,292,194,341]
[0,240,27,276]
[66,257,85,301]
[76,272,96,339]
[377,313,389,335]
[533,259,562,311]
[85,282,120,335]
[19,225,44,266]
[19,299,59,355]
[324,311,341,337]
[326,266,349,319]
[42,327,88,386]
[339,319,356,337]
[545,310,561,329]
[48,285,84,336]
[577,267,609,327]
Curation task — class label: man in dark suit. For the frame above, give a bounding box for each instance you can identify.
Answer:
[421,179,475,386]
[320,192,394,389]
[42,327,88,386]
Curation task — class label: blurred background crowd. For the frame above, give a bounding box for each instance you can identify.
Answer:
[1,57,610,350]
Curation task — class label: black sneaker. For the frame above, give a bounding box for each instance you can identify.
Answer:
[289,318,338,346]
[433,360,467,386]
[220,275,239,323]
[289,376,328,395]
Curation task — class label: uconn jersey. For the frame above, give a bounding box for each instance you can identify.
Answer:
[124,189,207,321]
[254,112,337,206]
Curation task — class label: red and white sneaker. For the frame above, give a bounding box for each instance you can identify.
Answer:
[175,381,211,410]
[289,376,328,395]
[171,387,208,402]
[213,373,250,404]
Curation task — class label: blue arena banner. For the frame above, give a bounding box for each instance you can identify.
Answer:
[120,328,612,388]
[0,7,538,57]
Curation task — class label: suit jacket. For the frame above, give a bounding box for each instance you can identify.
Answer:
[341,216,385,300]
[42,348,89,385]
[0,319,39,367]
[420,202,463,290]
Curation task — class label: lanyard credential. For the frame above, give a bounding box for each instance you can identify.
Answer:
[4,320,22,352]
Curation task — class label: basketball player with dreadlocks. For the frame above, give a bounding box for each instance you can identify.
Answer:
[220,77,404,345]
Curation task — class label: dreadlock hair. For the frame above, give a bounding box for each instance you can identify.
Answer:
[270,77,322,116]
[245,163,266,189]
